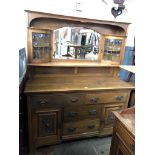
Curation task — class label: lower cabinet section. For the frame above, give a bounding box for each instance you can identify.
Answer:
[32,109,61,148]
[27,90,131,152]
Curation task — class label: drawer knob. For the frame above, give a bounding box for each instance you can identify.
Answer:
[88,109,97,115]
[39,99,48,106]
[70,97,79,103]
[115,96,124,101]
[90,97,99,104]
[68,127,76,132]
[88,125,95,129]
[68,112,78,117]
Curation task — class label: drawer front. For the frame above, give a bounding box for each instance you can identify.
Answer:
[85,91,129,104]
[64,105,101,121]
[117,121,135,153]
[30,94,65,108]
[63,119,100,136]
[65,94,84,105]
[30,93,84,108]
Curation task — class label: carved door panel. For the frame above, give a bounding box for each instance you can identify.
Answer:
[33,109,61,147]
[103,103,124,127]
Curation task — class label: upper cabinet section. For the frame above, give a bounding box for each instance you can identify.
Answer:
[26,10,130,65]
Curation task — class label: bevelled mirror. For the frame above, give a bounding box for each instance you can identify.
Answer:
[53,27,100,61]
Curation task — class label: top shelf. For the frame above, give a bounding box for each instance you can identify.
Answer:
[119,65,135,73]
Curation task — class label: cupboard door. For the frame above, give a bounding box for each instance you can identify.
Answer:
[102,36,125,64]
[28,28,52,63]
[103,103,125,127]
[33,109,61,147]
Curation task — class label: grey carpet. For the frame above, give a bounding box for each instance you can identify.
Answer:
[93,144,111,155]
[29,136,112,155]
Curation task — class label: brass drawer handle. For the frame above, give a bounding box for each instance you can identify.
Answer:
[68,127,76,132]
[88,125,95,129]
[88,109,97,115]
[38,99,48,106]
[70,97,79,103]
[68,112,78,117]
[90,97,99,104]
[115,96,124,101]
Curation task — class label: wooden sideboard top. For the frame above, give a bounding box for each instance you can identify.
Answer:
[113,107,135,137]
[28,62,120,67]
[24,75,134,93]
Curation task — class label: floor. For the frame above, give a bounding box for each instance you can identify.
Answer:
[26,136,112,155]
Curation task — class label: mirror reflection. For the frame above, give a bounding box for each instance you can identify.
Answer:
[53,27,100,60]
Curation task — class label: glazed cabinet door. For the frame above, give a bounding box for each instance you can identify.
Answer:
[32,109,61,148]
[28,28,53,63]
[102,36,125,65]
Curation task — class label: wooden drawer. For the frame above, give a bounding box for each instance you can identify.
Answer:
[116,121,135,153]
[64,105,101,121]
[30,93,84,108]
[65,94,84,105]
[63,118,100,136]
[85,91,129,104]
[30,94,64,108]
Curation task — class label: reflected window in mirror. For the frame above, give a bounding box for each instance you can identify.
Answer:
[53,27,100,61]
